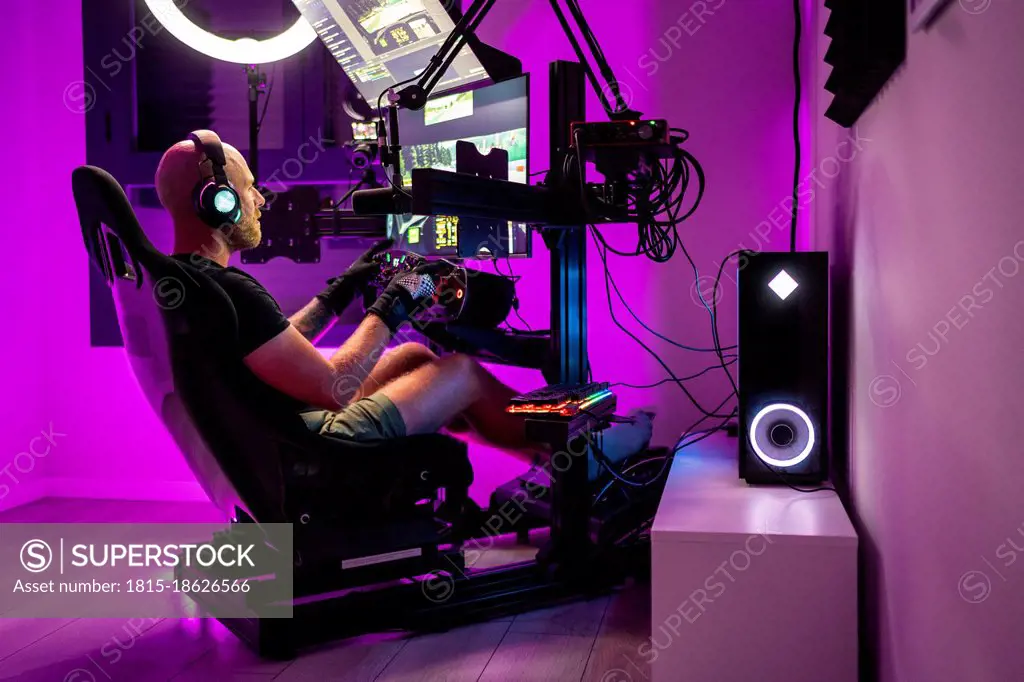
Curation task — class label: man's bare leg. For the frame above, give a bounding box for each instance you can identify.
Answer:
[374,354,538,461]
[349,342,438,401]
[347,342,473,435]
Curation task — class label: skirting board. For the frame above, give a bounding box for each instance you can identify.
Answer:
[0,479,210,511]
[44,478,209,502]
[0,478,48,513]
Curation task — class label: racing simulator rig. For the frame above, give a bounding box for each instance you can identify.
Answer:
[72,0,706,659]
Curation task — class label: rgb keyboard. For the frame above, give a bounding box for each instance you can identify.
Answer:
[507,382,615,418]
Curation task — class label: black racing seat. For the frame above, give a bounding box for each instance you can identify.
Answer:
[70,165,473,582]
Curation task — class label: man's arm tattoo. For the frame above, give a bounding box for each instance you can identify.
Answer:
[290,299,337,342]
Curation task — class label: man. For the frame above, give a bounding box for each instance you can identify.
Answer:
[154,130,541,459]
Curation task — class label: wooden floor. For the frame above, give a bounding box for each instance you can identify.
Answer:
[0,499,653,682]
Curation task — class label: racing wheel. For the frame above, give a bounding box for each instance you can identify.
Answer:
[364,250,516,328]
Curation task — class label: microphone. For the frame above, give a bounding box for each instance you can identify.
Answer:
[351,187,411,215]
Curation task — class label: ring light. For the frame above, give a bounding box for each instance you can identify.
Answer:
[143,0,317,64]
[748,403,815,468]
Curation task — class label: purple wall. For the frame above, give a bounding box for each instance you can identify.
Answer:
[0,1,83,511]
[9,0,808,506]
[813,2,1024,680]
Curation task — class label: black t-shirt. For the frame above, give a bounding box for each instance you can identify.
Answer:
[172,254,306,413]
[175,255,291,355]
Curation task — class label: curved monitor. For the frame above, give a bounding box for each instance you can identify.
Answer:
[293,0,489,105]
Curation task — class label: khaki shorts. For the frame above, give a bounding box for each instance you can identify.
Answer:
[300,393,407,442]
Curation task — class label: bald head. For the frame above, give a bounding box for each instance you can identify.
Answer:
[155,130,265,258]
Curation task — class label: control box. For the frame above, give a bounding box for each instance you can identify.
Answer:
[570,119,669,147]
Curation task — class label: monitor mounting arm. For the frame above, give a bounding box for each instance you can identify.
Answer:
[392,0,641,121]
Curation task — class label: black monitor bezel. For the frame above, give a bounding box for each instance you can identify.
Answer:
[391,72,531,260]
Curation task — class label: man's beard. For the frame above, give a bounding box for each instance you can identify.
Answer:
[223,218,261,251]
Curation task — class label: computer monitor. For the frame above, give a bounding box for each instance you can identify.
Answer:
[388,74,530,259]
[292,0,490,105]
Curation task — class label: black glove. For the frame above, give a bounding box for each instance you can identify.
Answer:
[365,261,447,333]
[316,238,393,315]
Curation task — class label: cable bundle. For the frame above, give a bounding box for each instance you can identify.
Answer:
[579,128,704,263]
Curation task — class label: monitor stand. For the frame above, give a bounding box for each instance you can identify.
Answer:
[453,140,513,258]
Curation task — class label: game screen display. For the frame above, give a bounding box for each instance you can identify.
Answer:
[387,75,530,258]
[397,129,527,186]
[351,121,378,141]
[292,0,489,104]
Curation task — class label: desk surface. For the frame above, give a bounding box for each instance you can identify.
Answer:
[652,432,857,547]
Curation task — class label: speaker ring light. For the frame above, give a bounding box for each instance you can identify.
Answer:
[143,0,317,65]
[749,403,815,467]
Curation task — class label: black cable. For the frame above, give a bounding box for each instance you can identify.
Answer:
[595,453,673,504]
[752,451,837,494]
[712,250,748,397]
[672,391,737,449]
[492,259,532,331]
[775,480,836,494]
[595,142,705,263]
[669,127,690,143]
[595,373,736,499]
[675,231,718,339]
[593,439,663,488]
[790,0,801,252]
[673,414,734,453]
[511,304,532,331]
[582,133,693,262]
[672,148,706,224]
[610,358,736,389]
[588,151,744,490]
[580,409,677,492]
[592,228,732,419]
[593,146,729,395]
[592,227,735,353]
[491,256,521,282]
[595,395,735,501]
[660,235,739,400]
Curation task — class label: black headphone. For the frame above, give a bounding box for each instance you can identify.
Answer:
[189,131,242,229]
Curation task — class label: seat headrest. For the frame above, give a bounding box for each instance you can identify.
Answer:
[71,165,161,280]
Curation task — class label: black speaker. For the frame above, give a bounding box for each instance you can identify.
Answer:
[738,251,828,484]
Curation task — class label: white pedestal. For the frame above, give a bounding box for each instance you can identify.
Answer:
[649,433,858,682]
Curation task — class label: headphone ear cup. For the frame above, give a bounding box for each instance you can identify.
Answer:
[210,184,242,225]
[192,178,215,225]
[189,132,242,229]
[194,180,241,228]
